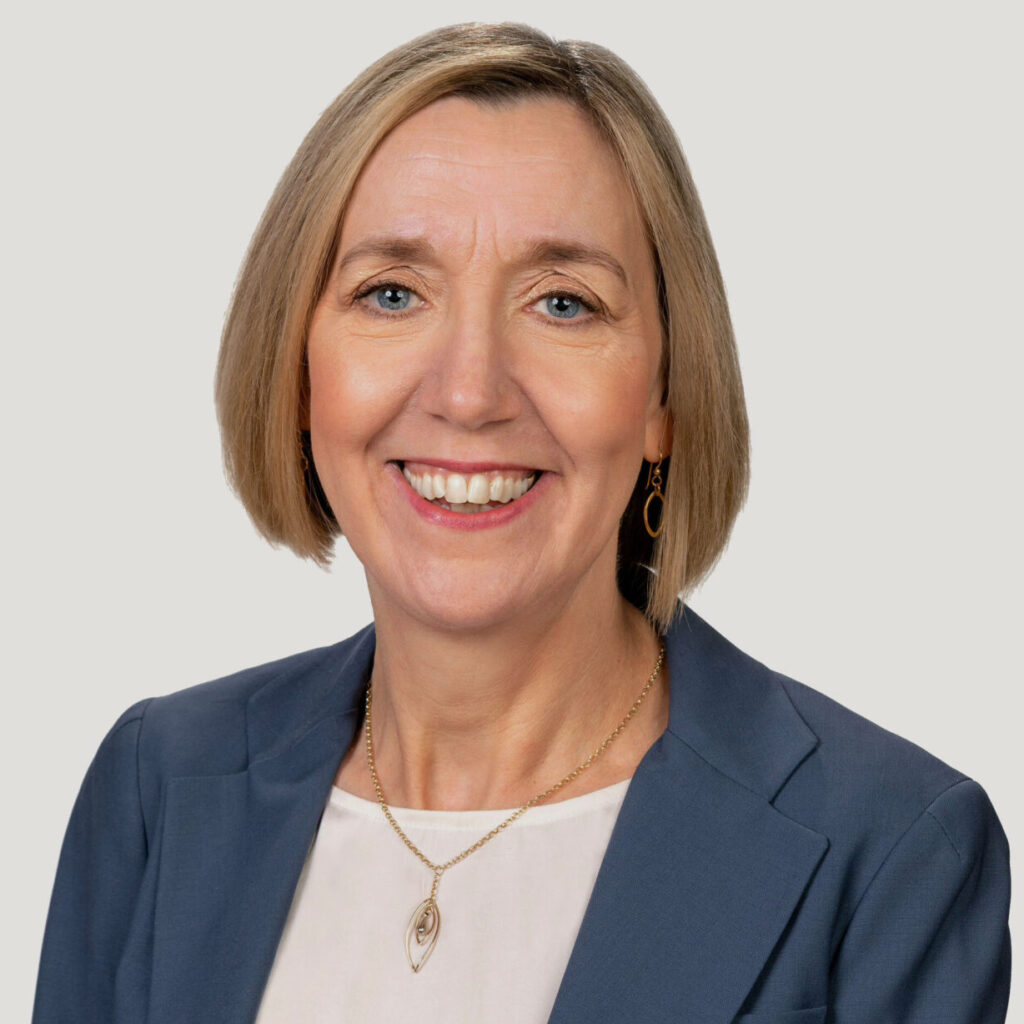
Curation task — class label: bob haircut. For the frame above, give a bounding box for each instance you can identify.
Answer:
[215,21,749,635]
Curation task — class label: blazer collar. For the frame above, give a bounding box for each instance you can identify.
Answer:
[244,620,375,763]
[143,605,828,1024]
[664,605,820,801]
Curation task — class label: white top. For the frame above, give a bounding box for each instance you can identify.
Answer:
[254,778,632,1024]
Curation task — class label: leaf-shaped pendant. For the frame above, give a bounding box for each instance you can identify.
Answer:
[405,896,441,972]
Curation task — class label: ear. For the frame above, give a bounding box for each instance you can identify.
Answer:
[644,398,673,465]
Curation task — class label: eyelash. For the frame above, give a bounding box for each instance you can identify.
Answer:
[352,279,601,327]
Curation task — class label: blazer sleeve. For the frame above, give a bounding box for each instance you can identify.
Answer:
[829,778,1011,1023]
[32,698,154,1024]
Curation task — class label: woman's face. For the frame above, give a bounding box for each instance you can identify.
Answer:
[307,95,668,631]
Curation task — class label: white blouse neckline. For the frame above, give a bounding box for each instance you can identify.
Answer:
[329,776,632,831]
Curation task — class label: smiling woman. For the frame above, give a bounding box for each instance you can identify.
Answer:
[32,21,1010,1024]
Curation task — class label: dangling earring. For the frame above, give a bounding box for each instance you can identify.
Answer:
[643,452,666,539]
[299,430,311,474]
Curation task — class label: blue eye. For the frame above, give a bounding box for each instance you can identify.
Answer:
[374,286,413,311]
[544,294,583,319]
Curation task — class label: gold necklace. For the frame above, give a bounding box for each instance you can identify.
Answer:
[363,640,666,973]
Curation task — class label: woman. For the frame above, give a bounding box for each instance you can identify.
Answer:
[32,22,1010,1024]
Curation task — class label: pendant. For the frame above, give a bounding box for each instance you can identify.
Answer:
[405,896,441,972]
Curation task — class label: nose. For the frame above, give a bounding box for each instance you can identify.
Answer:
[417,305,521,431]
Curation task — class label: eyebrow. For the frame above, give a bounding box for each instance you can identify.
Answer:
[334,237,435,276]
[521,239,629,287]
[333,235,630,287]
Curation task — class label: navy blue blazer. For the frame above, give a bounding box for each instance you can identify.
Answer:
[33,606,1011,1023]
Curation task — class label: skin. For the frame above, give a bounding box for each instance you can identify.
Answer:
[309,95,672,810]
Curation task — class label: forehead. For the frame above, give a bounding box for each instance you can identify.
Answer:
[338,95,649,268]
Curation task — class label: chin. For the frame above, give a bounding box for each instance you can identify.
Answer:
[373,572,548,635]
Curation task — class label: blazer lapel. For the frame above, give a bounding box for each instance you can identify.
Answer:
[145,628,374,1024]
[547,608,830,1024]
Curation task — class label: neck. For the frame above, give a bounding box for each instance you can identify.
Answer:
[336,584,668,811]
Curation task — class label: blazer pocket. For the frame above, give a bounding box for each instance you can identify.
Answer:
[734,1007,827,1023]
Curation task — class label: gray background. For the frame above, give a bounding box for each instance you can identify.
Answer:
[5,1,1019,1018]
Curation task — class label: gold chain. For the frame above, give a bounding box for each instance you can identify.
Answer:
[364,639,666,899]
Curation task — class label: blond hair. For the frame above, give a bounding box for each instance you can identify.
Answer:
[215,22,749,634]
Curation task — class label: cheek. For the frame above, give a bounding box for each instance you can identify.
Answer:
[536,350,653,468]
[307,332,410,446]
[305,336,415,523]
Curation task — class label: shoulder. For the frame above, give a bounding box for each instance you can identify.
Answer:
[672,608,1006,910]
[776,670,969,823]
[767,671,1011,1016]
[678,606,976,821]
[766,667,1007,926]
[668,607,976,824]
[108,623,375,787]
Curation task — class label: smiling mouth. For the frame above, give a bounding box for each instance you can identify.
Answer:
[395,461,541,514]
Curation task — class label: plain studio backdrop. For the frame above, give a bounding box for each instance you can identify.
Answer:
[4,1,1020,1019]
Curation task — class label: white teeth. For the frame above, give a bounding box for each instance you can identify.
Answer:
[445,474,468,504]
[401,464,538,509]
[467,474,490,504]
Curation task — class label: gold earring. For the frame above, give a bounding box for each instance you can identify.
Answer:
[643,452,665,539]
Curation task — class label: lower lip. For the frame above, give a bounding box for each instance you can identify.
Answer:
[388,463,551,531]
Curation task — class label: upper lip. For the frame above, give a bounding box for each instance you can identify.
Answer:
[394,458,542,473]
